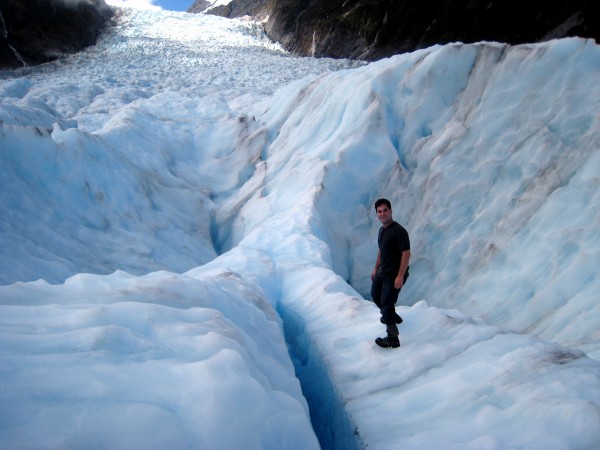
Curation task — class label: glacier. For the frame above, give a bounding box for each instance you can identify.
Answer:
[1,7,600,449]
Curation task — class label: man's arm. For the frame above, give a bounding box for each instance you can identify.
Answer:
[371,250,381,280]
[394,250,411,289]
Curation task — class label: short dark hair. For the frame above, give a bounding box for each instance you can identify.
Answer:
[374,198,391,211]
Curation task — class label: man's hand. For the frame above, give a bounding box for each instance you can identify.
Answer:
[394,250,410,289]
[394,276,404,290]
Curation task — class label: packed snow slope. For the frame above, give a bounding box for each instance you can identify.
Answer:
[1,7,600,449]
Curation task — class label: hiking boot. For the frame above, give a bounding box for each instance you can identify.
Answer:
[380,314,403,324]
[375,335,400,348]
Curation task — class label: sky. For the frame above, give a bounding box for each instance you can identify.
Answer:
[1,6,600,450]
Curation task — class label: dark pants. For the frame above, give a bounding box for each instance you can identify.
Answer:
[371,271,407,337]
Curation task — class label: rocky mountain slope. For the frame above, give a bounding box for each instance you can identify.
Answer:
[0,0,113,69]
[189,0,599,60]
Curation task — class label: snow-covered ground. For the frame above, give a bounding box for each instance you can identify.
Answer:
[1,6,600,449]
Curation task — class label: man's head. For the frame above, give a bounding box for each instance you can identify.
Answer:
[374,198,393,227]
[374,198,391,211]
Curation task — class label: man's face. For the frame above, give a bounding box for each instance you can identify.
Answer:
[376,204,393,226]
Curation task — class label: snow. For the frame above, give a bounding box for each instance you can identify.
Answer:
[1,6,600,449]
[106,0,162,11]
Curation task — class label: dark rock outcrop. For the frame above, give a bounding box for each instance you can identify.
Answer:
[188,0,268,19]
[0,0,114,69]
[189,0,600,60]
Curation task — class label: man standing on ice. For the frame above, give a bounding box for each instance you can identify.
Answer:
[371,198,411,348]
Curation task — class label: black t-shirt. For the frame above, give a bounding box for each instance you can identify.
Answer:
[378,221,410,278]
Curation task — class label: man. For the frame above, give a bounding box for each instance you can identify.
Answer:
[371,198,410,348]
